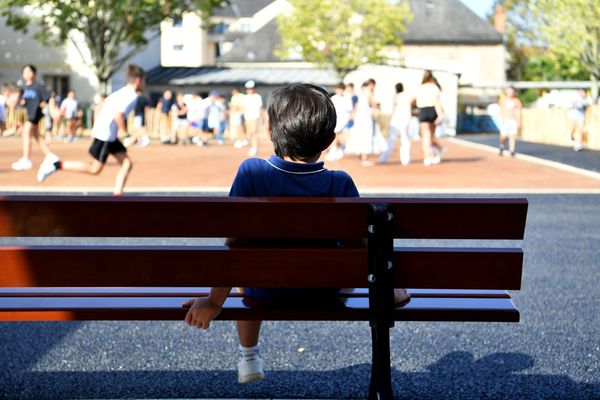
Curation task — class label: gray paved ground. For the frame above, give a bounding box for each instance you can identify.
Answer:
[0,193,599,399]
[460,133,600,173]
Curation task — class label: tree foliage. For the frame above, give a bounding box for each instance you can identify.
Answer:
[500,0,600,97]
[0,0,226,94]
[276,0,412,79]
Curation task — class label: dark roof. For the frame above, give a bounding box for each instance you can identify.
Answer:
[218,19,281,63]
[213,0,274,18]
[404,0,503,44]
[217,0,502,64]
[145,66,338,87]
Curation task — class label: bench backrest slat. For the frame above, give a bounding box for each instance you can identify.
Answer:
[0,196,527,240]
[0,246,522,290]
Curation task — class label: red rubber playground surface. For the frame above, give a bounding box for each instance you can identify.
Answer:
[1,136,599,193]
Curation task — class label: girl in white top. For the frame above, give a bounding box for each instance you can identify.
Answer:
[242,80,264,157]
[345,81,387,165]
[325,83,353,161]
[379,82,414,165]
[414,70,444,166]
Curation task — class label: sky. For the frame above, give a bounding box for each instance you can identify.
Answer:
[459,0,496,19]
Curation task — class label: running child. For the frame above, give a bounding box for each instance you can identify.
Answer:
[11,65,55,171]
[36,64,146,196]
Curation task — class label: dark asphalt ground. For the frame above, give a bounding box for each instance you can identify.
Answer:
[0,192,599,399]
[460,133,600,173]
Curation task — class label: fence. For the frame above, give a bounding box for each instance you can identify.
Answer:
[521,105,600,150]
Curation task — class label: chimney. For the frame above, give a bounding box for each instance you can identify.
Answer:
[493,4,506,34]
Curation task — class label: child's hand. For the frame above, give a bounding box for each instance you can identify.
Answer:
[182,297,223,329]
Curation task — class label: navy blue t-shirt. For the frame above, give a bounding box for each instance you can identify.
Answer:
[229,155,359,302]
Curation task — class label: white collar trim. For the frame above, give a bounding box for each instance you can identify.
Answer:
[266,159,326,175]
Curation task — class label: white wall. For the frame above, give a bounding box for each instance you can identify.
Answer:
[0,17,98,101]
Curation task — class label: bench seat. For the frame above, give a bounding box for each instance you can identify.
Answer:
[0,288,519,322]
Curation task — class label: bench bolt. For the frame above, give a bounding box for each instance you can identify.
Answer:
[387,212,394,221]
[368,274,376,283]
[368,225,375,234]
[387,261,393,270]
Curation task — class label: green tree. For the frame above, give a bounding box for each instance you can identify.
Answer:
[276,0,412,80]
[0,0,226,94]
[500,0,600,99]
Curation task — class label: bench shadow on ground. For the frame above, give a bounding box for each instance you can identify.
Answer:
[1,350,597,399]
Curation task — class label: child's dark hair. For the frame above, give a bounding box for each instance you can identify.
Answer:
[126,64,145,83]
[395,83,404,93]
[268,84,336,162]
[22,64,37,75]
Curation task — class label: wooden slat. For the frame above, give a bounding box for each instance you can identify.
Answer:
[0,296,519,322]
[0,287,511,299]
[0,196,527,240]
[0,196,367,239]
[393,247,523,290]
[0,246,522,289]
[390,199,528,239]
[0,246,367,288]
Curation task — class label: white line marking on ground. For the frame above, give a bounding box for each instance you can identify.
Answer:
[447,137,600,181]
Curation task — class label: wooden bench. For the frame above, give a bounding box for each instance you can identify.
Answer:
[0,196,527,399]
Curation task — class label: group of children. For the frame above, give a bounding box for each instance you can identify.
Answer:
[325,71,447,167]
[150,80,264,156]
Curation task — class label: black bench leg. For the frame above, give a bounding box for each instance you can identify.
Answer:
[369,324,393,400]
[367,203,395,400]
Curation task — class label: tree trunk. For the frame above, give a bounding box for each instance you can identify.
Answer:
[98,78,109,97]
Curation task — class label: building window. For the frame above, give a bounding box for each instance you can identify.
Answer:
[173,44,184,51]
[43,75,69,99]
[209,22,228,35]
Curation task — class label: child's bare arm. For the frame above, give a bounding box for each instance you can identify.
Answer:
[183,287,231,329]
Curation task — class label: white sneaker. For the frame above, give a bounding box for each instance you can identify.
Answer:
[37,153,60,182]
[12,158,33,171]
[242,139,249,147]
[237,351,264,384]
[248,147,258,157]
[138,136,150,147]
[233,140,243,149]
[574,143,583,152]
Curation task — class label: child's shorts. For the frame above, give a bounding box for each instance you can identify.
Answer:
[500,119,518,136]
[89,138,127,163]
[242,287,342,306]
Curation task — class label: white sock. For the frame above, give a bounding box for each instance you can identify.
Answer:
[239,344,260,359]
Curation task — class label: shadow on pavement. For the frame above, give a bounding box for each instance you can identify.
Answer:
[1,351,597,399]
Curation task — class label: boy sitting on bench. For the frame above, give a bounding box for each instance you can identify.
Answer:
[183,83,410,384]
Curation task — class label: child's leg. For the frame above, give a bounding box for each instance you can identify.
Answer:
[61,159,104,175]
[236,319,264,383]
[112,152,133,195]
[21,121,33,160]
[420,122,432,164]
[31,122,52,155]
[394,288,410,306]
[509,133,517,154]
[236,320,262,347]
